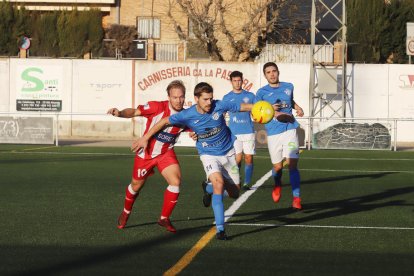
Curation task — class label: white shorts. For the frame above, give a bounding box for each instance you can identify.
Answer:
[200,148,240,185]
[234,133,256,155]
[267,128,300,164]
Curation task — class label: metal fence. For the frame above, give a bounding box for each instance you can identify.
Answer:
[1,112,413,151]
[155,43,178,61]
[258,44,334,64]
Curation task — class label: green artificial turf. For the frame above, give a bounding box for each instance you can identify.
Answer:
[1,145,413,275]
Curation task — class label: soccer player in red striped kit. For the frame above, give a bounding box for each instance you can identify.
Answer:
[107,80,188,232]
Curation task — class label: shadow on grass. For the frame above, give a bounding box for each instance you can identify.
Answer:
[229,185,414,239]
[259,172,396,190]
[12,223,213,276]
[124,215,214,229]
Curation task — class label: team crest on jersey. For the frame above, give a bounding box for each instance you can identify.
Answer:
[212,112,220,120]
[143,103,150,110]
[243,97,250,103]
[284,89,292,96]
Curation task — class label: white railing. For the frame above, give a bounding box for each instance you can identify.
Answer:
[258,44,334,64]
[155,43,178,61]
[1,112,414,151]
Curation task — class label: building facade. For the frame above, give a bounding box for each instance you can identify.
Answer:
[8,0,268,61]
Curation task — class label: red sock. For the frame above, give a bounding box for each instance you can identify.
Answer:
[123,184,138,214]
[161,185,179,218]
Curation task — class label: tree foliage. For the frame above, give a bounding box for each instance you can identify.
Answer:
[0,2,104,58]
[167,0,299,61]
[0,1,14,54]
[32,12,59,57]
[347,0,414,63]
[104,24,138,58]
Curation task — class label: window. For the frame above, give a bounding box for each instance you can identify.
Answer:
[188,18,196,39]
[137,17,160,39]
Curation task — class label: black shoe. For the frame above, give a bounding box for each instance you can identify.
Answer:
[242,184,250,190]
[201,181,212,207]
[216,230,228,240]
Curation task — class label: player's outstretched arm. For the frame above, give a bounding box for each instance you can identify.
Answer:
[239,103,254,112]
[240,102,283,112]
[131,117,171,152]
[107,108,141,118]
[292,100,304,117]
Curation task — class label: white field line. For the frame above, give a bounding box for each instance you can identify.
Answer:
[224,170,273,222]
[299,168,414,174]
[4,152,414,173]
[4,151,414,162]
[228,223,414,231]
[301,157,414,161]
[4,151,134,156]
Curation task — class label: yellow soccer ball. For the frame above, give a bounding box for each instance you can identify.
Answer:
[251,101,274,124]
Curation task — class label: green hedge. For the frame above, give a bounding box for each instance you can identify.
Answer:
[0,1,103,57]
[347,0,414,63]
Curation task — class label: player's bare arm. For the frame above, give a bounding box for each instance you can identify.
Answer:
[239,103,253,112]
[240,103,286,119]
[239,102,282,113]
[131,116,172,152]
[292,100,304,117]
[107,108,141,118]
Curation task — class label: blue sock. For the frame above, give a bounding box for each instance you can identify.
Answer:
[206,182,213,194]
[212,194,225,232]
[207,182,228,197]
[272,168,282,187]
[289,169,301,197]
[244,164,253,185]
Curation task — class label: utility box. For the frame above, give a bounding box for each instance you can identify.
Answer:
[334,41,346,64]
[130,40,147,59]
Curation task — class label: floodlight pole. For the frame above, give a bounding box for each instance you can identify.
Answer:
[309,0,348,119]
[341,0,347,118]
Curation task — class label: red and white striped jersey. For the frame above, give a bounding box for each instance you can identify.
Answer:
[137,101,185,159]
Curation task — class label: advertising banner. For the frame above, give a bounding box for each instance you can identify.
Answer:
[72,60,132,120]
[15,65,64,111]
[135,61,260,106]
[135,61,261,146]
[0,116,54,144]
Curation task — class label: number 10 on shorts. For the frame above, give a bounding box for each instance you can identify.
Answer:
[137,168,148,177]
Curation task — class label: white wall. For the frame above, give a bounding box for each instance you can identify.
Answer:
[1,58,414,143]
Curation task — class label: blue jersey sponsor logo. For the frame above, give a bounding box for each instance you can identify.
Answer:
[198,127,222,140]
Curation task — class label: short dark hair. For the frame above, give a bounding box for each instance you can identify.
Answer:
[263,62,279,74]
[229,71,243,80]
[194,82,213,97]
[166,80,186,96]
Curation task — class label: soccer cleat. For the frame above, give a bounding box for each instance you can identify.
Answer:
[242,184,250,190]
[201,181,212,207]
[216,230,228,240]
[117,211,130,229]
[158,218,177,233]
[292,197,302,210]
[272,186,282,203]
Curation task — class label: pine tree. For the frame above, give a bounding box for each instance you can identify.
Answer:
[0,1,14,55]
[86,9,104,57]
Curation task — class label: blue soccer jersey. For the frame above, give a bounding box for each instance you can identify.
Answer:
[169,100,240,156]
[222,90,256,135]
[256,82,299,136]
